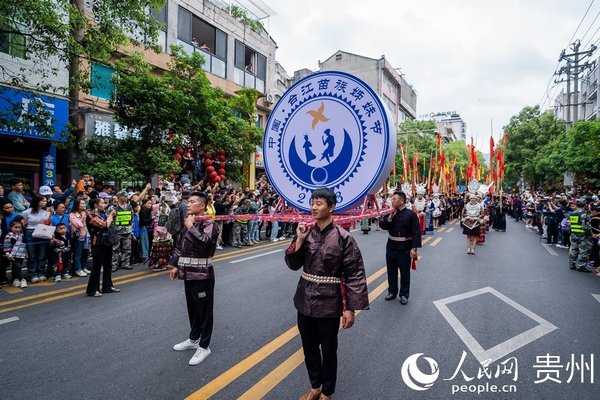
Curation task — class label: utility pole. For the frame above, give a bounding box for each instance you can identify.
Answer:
[556,40,597,126]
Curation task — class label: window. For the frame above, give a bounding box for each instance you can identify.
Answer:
[177,7,226,78]
[91,63,115,100]
[0,18,27,58]
[151,6,167,53]
[234,40,267,92]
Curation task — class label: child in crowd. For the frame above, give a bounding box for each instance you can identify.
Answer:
[3,220,28,288]
[50,223,72,282]
[559,213,571,249]
[130,201,142,264]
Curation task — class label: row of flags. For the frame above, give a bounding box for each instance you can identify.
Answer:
[394,132,508,194]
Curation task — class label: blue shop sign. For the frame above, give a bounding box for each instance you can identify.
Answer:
[0,85,69,142]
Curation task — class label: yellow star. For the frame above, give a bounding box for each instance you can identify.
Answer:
[307,102,330,129]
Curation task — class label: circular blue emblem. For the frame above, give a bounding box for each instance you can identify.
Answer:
[263,71,395,212]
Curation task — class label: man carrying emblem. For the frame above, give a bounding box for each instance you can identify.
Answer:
[285,188,369,400]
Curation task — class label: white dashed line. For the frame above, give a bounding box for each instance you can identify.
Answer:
[0,316,20,325]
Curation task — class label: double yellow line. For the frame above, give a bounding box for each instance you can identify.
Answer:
[187,265,389,400]
[0,241,289,314]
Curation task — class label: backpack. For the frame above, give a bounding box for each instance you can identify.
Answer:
[166,203,186,236]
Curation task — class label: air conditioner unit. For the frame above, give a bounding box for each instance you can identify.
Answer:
[265,93,275,104]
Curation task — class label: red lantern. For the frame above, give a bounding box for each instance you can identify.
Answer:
[204,152,212,159]
[209,171,218,179]
[218,155,226,162]
[217,149,225,156]
[219,175,226,182]
[206,165,215,174]
[217,168,225,176]
[204,159,213,167]
[218,162,225,169]
[214,176,221,183]
[176,147,184,154]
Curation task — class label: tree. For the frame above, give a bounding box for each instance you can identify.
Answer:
[503,106,565,188]
[83,46,262,179]
[0,0,165,136]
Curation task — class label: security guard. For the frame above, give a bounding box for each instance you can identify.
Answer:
[109,190,134,271]
[568,198,593,272]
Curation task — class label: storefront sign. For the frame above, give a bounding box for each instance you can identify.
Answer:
[0,85,69,142]
[42,144,57,186]
[263,71,395,212]
[85,113,131,138]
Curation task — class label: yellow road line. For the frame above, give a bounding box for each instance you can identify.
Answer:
[0,242,286,306]
[0,270,150,307]
[422,236,432,244]
[0,270,171,314]
[447,227,454,233]
[187,266,388,400]
[237,280,389,400]
[437,227,446,232]
[429,237,443,246]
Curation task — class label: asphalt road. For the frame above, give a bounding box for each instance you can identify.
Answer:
[1,218,599,400]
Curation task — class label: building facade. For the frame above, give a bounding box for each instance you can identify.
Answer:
[580,57,599,121]
[0,20,70,191]
[317,50,417,128]
[418,111,467,142]
[1,0,279,190]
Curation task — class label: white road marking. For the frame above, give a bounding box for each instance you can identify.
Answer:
[433,287,558,365]
[592,294,600,304]
[230,249,283,264]
[541,243,559,256]
[447,227,454,233]
[0,316,20,325]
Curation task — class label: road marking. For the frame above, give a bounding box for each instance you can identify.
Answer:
[541,243,558,256]
[230,249,283,264]
[237,280,389,400]
[422,236,432,244]
[430,237,443,246]
[433,287,558,365]
[447,227,454,233]
[187,265,388,400]
[0,316,19,325]
[1,286,23,294]
[438,227,446,232]
[592,294,600,304]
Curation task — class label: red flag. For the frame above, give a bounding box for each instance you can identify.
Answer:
[437,131,442,147]
[489,136,495,171]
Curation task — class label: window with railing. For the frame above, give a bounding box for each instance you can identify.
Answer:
[233,40,266,93]
[177,6,226,79]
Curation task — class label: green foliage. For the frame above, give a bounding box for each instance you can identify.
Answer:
[0,0,165,137]
[228,5,264,34]
[93,46,262,179]
[504,106,566,188]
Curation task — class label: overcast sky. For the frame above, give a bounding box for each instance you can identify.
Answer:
[266,0,599,151]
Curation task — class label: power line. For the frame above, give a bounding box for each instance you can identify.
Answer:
[539,0,597,109]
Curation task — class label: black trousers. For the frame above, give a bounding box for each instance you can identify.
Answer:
[386,247,411,298]
[184,279,215,349]
[297,312,339,397]
[87,243,114,295]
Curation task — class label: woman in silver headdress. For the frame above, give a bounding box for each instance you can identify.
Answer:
[461,194,483,254]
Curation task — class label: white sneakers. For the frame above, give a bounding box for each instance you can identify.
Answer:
[189,346,211,366]
[75,270,87,277]
[173,338,199,351]
[173,339,211,365]
[31,277,40,283]
[55,275,61,283]
[14,279,28,288]
[20,279,27,288]
[39,275,47,282]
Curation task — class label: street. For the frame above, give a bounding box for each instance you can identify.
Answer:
[1,218,599,400]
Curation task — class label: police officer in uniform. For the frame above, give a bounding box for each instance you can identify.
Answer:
[568,198,593,272]
[379,191,422,305]
[109,190,134,271]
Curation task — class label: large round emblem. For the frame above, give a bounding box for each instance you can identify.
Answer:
[263,71,395,212]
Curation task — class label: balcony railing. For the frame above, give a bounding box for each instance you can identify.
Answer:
[234,67,265,93]
[177,39,226,79]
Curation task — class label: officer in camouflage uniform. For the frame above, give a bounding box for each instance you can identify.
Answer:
[109,191,134,271]
[568,198,593,272]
